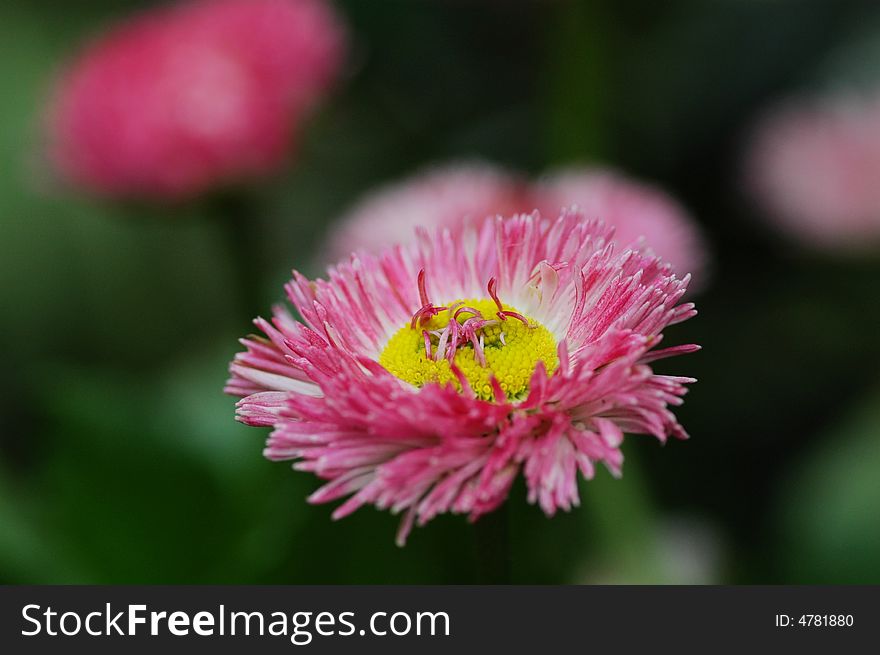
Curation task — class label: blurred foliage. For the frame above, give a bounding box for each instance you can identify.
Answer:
[1,0,880,584]
[774,387,880,583]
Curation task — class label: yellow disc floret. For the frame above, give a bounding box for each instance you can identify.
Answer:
[379,298,558,402]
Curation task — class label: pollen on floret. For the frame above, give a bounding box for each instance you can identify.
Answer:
[379,297,558,401]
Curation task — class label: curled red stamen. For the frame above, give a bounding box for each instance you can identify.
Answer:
[422,330,432,360]
[497,310,530,326]
[413,272,530,366]
[453,305,482,322]
[487,277,503,313]
[410,270,448,329]
[417,269,430,306]
[411,305,447,329]
[487,277,532,327]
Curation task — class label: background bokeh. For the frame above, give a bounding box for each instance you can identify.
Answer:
[2,0,879,584]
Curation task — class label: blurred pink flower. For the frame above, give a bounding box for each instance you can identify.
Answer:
[48,0,346,200]
[326,163,708,284]
[227,210,698,544]
[744,95,880,250]
[532,169,708,285]
[325,163,529,262]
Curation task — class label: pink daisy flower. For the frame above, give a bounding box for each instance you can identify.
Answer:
[325,163,708,284]
[227,210,698,544]
[48,0,346,200]
[744,95,880,250]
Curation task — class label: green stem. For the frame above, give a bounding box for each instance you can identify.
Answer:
[544,0,608,164]
[213,191,265,324]
[543,1,663,582]
[474,506,511,584]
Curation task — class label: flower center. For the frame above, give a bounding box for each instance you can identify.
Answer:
[379,273,558,401]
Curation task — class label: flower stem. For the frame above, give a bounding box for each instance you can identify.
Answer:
[475,506,511,584]
[542,1,663,582]
[213,190,264,324]
[543,0,608,163]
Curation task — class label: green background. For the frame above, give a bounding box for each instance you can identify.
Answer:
[1,0,879,583]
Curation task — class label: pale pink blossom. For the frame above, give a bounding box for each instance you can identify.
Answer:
[532,169,708,284]
[48,0,346,200]
[744,95,880,250]
[326,163,708,283]
[228,210,698,544]
[324,163,528,262]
